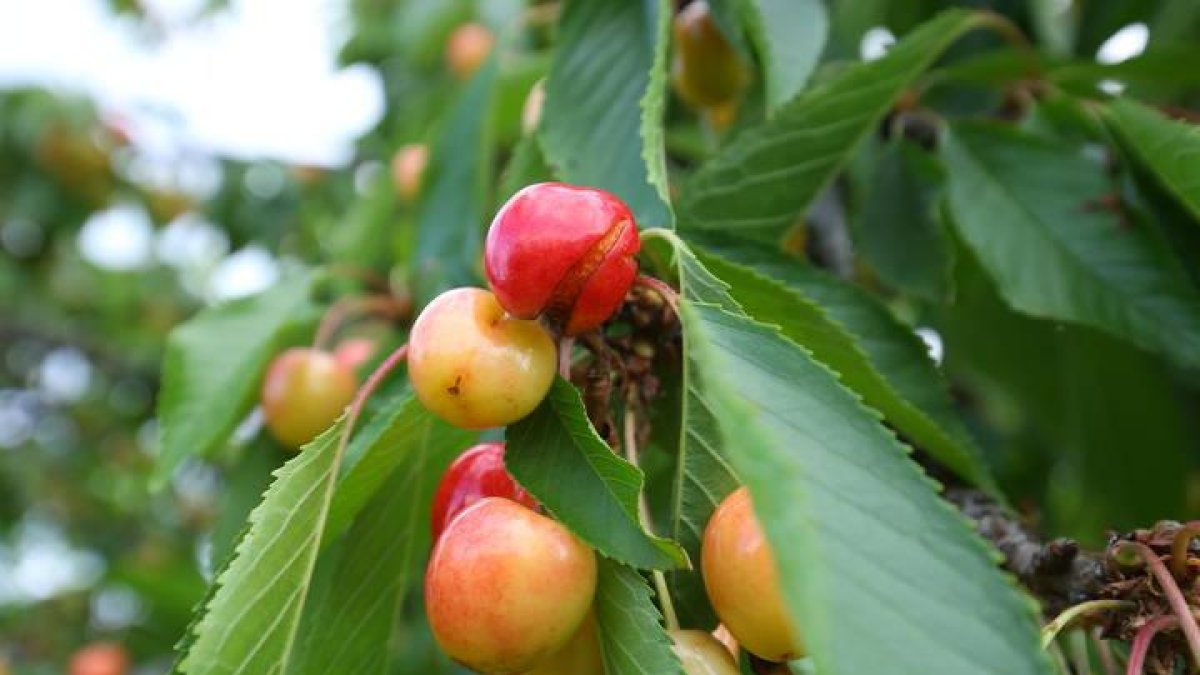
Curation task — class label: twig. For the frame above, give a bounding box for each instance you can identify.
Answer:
[1170,522,1200,583]
[1093,628,1120,675]
[558,336,575,379]
[623,394,679,631]
[312,295,405,351]
[1042,600,1134,649]
[332,344,408,464]
[1126,616,1177,675]
[1114,541,1200,668]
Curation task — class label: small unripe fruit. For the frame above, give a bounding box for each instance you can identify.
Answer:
[671,1,749,110]
[69,642,129,675]
[391,143,428,203]
[446,22,494,79]
[431,442,538,540]
[333,338,376,372]
[523,612,603,675]
[261,348,357,449]
[702,487,804,662]
[670,630,740,675]
[408,288,556,429]
[485,183,641,336]
[426,498,597,674]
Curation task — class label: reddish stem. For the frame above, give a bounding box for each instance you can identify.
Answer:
[1116,541,1200,668]
[1126,615,1178,675]
[635,274,680,315]
[1170,522,1200,583]
[333,344,408,460]
[558,336,575,379]
[312,295,406,351]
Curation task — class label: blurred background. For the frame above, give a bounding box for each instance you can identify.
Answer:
[0,0,1174,672]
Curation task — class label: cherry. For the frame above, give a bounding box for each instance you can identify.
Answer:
[391,143,427,203]
[485,183,641,336]
[260,348,357,449]
[426,497,597,674]
[671,1,749,111]
[670,629,741,675]
[69,642,129,675]
[702,487,804,663]
[523,611,604,675]
[408,287,556,429]
[431,442,538,540]
[446,22,494,80]
[333,338,376,372]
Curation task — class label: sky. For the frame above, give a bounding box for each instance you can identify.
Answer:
[0,0,384,167]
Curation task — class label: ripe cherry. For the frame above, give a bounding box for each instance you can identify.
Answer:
[524,612,604,675]
[671,1,749,111]
[702,487,804,663]
[446,22,494,80]
[426,497,597,674]
[485,183,641,336]
[260,348,357,449]
[69,642,129,675]
[670,629,740,675]
[431,442,538,540]
[391,143,427,203]
[408,287,556,429]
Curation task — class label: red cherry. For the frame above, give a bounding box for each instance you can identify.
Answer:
[431,442,538,540]
[485,182,641,336]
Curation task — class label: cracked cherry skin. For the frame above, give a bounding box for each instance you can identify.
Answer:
[426,497,597,674]
[408,288,556,429]
[431,442,538,541]
[702,487,804,663]
[485,182,641,336]
[260,348,357,449]
[670,630,741,675]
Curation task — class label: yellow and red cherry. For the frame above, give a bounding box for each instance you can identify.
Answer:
[260,348,357,449]
[407,287,556,430]
[425,498,597,674]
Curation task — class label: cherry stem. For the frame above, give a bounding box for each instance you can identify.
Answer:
[623,394,680,632]
[558,336,575,379]
[332,344,409,466]
[312,294,404,351]
[635,274,680,316]
[1115,541,1200,668]
[1092,628,1119,675]
[1041,600,1134,649]
[1170,521,1200,582]
[1126,615,1178,675]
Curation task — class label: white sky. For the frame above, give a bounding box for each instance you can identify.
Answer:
[0,0,384,167]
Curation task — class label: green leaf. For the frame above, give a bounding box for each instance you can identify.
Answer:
[411,57,498,307]
[851,139,953,302]
[691,239,996,492]
[594,559,686,675]
[328,171,398,269]
[155,271,317,486]
[176,422,347,675]
[640,0,673,216]
[745,0,828,111]
[941,121,1200,370]
[668,305,741,628]
[670,241,1051,675]
[678,9,993,243]
[210,442,279,568]
[506,378,688,570]
[290,424,463,675]
[325,393,473,547]
[541,0,673,229]
[497,132,555,206]
[1103,97,1200,223]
